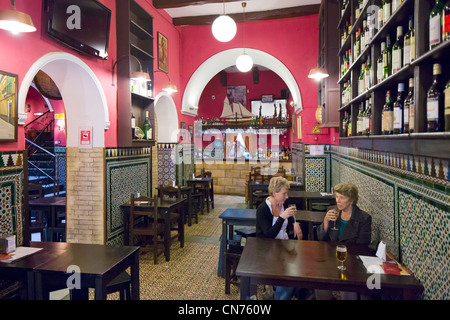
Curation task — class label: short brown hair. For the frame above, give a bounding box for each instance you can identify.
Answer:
[334,182,359,204]
[268,176,290,195]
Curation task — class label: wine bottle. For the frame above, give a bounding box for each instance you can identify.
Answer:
[427,64,443,132]
[393,83,405,134]
[404,16,413,65]
[444,0,450,42]
[408,78,415,133]
[430,0,444,50]
[444,80,450,131]
[365,56,372,91]
[382,90,394,135]
[383,0,392,25]
[383,35,392,79]
[143,111,152,140]
[131,113,136,139]
[392,26,403,74]
[342,111,348,137]
[365,99,372,136]
[359,64,365,96]
[347,109,352,136]
[377,42,386,83]
[357,102,364,136]
[404,78,414,133]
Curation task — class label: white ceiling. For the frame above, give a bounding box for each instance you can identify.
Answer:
[163,0,321,18]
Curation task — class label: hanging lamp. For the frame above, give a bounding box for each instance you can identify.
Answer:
[236,2,253,72]
[0,0,36,33]
[212,0,237,42]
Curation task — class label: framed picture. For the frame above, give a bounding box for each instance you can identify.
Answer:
[226,85,246,106]
[157,32,168,73]
[0,70,18,142]
[180,122,186,141]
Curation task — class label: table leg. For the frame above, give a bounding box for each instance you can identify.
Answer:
[240,276,250,300]
[164,209,171,261]
[131,250,140,300]
[187,193,192,226]
[94,277,107,300]
[27,271,35,300]
[220,220,227,278]
[210,180,214,209]
[205,182,210,213]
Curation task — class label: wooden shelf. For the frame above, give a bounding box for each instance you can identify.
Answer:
[202,123,292,130]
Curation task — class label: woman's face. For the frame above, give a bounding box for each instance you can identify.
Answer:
[272,187,289,205]
[335,192,353,211]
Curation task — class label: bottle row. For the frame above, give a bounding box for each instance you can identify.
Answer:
[342,65,450,137]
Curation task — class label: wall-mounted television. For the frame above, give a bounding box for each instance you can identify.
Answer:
[44,0,111,60]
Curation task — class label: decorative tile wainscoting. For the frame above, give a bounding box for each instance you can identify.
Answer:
[0,151,24,245]
[105,147,153,246]
[332,146,449,300]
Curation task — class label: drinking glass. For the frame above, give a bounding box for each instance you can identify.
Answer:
[288,204,297,215]
[336,244,347,270]
[330,206,339,231]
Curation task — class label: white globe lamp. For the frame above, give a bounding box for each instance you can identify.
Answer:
[212,15,237,42]
[236,53,253,72]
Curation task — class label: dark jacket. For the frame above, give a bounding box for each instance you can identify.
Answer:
[256,200,296,239]
[316,204,372,245]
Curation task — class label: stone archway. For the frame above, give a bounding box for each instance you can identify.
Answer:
[19,52,109,244]
[181,48,303,116]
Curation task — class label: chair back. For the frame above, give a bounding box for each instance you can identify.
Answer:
[28,183,43,200]
[158,185,181,201]
[198,168,212,178]
[130,194,158,241]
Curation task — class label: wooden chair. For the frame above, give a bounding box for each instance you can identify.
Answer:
[158,185,184,247]
[249,172,271,208]
[129,194,165,264]
[28,183,46,241]
[195,169,212,212]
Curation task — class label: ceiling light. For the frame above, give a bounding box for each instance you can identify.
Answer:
[236,2,253,73]
[308,67,329,81]
[0,0,36,33]
[212,1,237,42]
[156,71,178,94]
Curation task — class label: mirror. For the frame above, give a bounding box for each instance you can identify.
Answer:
[0,71,18,142]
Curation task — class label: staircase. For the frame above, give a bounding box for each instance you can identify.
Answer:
[25,114,65,197]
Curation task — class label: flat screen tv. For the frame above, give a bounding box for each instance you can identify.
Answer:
[45,0,111,60]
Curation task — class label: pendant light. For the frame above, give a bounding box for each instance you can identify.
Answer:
[0,0,36,33]
[212,0,237,42]
[236,2,253,72]
[308,67,329,81]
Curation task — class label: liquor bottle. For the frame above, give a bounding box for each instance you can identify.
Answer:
[342,111,348,137]
[430,0,444,50]
[355,29,361,58]
[392,0,402,12]
[404,78,414,133]
[445,80,450,131]
[361,21,366,48]
[427,64,443,132]
[357,102,365,136]
[365,99,372,136]
[364,19,370,46]
[365,56,372,91]
[377,42,386,83]
[393,83,405,134]
[383,0,391,25]
[444,0,450,41]
[359,64,365,95]
[392,26,403,74]
[408,78,415,133]
[131,113,136,139]
[378,4,384,30]
[383,35,392,79]
[404,16,414,65]
[143,111,152,140]
[382,90,394,135]
[347,109,352,136]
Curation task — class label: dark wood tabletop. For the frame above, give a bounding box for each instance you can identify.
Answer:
[28,196,66,206]
[236,237,423,300]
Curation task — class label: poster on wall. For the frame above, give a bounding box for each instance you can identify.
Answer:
[226,86,246,106]
[79,126,93,149]
[157,32,168,73]
[0,70,18,142]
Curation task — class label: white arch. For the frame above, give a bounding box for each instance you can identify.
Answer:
[181,48,302,116]
[154,92,179,143]
[18,52,109,148]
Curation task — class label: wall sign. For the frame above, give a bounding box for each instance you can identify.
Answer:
[79,126,93,149]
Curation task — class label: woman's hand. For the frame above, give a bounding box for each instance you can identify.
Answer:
[294,222,302,240]
[324,209,338,231]
[280,205,295,219]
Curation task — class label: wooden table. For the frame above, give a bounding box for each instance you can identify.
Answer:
[29,196,66,240]
[121,198,186,262]
[187,177,214,212]
[287,190,336,211]
[157,186,194,226]
[218,208,326,277]
[30,242,140,300]
[236,238,423,300]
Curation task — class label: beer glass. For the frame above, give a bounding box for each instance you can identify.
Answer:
[336,244,347,270]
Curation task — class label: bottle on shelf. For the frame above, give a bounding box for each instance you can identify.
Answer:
[358,64,365,96]
[377,42,386,83]
[357,102,365,136]
[131,113,136,139]
[427,63,443,132]
[392,0,402,12]
[342,111,348,137]
[365,99,372,136]
[445,79,450,131]
[404,78,414,133]
[347,109,352,136]
[355,29,361,58]
[393,83,405,134]
[404,16,415,65]
[392,26,403,74]
[383,0,392,25]
[429,0,444,50]
[378,3,384,30]
[365,56,372,91]
[382,90,394,135]
[143,111,152,140]
[383,35,392,79]
[444,0,450,42]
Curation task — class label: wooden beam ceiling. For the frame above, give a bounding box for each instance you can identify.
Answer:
[153,0,320,26]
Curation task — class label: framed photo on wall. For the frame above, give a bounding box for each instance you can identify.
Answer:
[226,86,246,106]
[157,32,168,73]
[0,70,18,142]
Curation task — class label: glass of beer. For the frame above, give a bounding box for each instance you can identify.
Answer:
[336,244,347,270]
[288,204,297,215]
